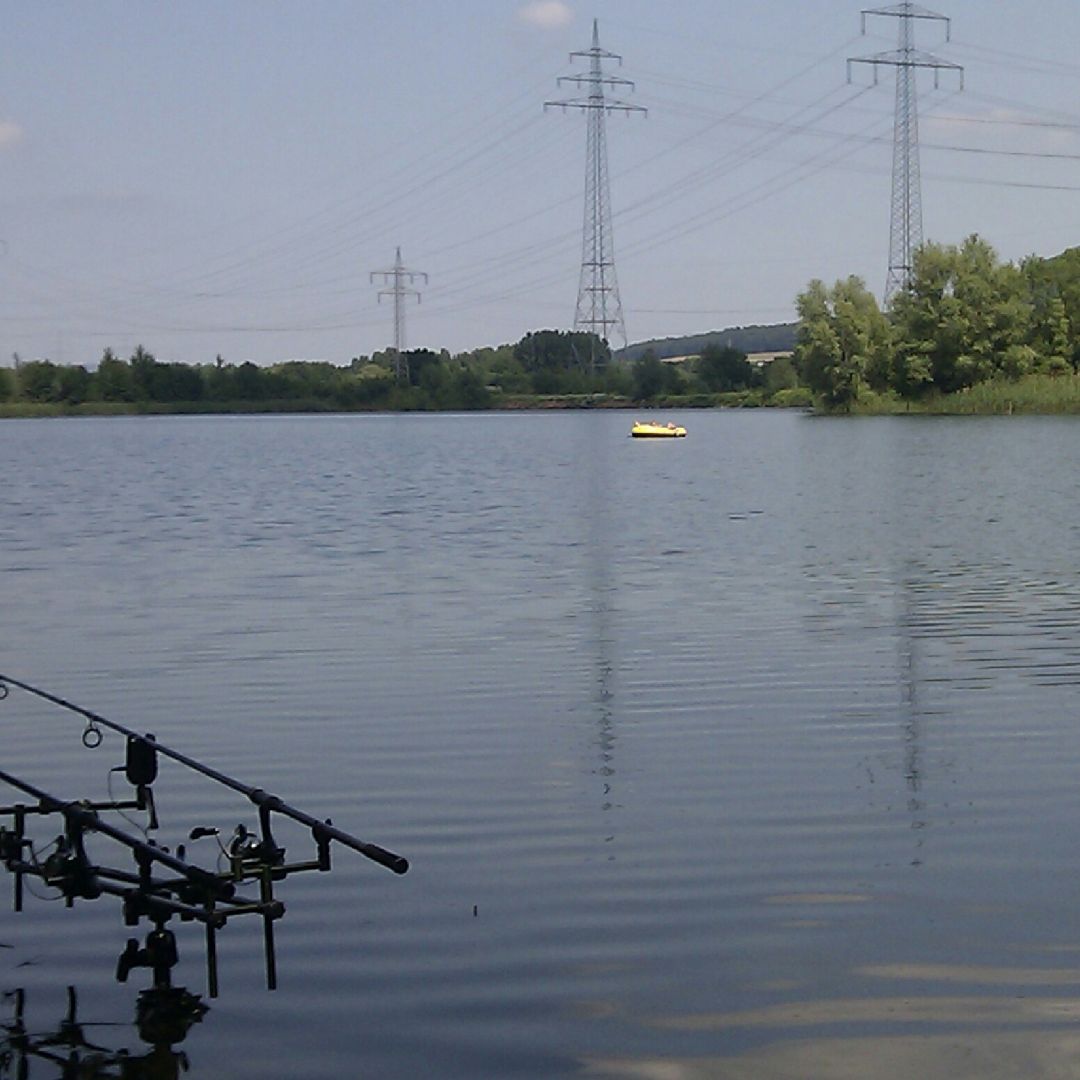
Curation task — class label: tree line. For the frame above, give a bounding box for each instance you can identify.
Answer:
[796,236,1080,409]
[0,329,805,412]
[9,234,1072,416]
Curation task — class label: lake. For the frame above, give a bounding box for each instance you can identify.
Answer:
[3,409,1080,1078]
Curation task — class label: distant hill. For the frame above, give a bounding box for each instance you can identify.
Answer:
[618,323,798,363]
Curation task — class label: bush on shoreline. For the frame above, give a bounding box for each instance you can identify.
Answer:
[844,373,1080,415]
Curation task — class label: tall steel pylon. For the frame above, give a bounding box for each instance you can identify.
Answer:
[370,247,427,383]
[546,19,645,365]
[849,4,963,303]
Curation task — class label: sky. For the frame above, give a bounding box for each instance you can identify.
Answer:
[3,1,1080,368]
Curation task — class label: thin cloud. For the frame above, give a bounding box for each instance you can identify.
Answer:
[925,106,1080,149]
[518,2,574,30]
[0,121,22,149]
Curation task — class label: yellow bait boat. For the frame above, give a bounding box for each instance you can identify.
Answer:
[630,420,687,438]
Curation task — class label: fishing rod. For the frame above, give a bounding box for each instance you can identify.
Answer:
[0,674,408,998]
[0,674,408,875]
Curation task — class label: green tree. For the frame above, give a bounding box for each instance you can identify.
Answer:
[170,362,204,401]
[795,276,887,409]
[334,366,393,407]
[0,367,15,402]
[97,349,134,401]
[129,345,158,401]
[513,330,609,376]
[405,349,441,388]
[891,236,1033,393]
[57,365,91,403]
[203,360,237,401]
[1022,257,1073,373]
[268,360,342,402]
[235,361,265,399]
[1042,295,1072,374]
[763,355,798,394]
[17,360,59,402]
[450,367,490,409]
[632,350,666,401]
[467,345,528,393]
[697,345,755,392]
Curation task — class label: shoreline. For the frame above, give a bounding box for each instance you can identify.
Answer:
[0,391,808,419]
[7,373,1080,417]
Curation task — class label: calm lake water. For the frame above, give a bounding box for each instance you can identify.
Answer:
[3,409,1080,1078]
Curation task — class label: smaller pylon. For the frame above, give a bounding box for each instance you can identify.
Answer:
[370,247,427,383]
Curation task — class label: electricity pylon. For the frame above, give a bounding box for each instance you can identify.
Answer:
[849,3,963,303]
[370,247,427,383]
[546,19,645,367]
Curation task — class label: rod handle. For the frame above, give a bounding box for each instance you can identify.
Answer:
[357,843,409,876]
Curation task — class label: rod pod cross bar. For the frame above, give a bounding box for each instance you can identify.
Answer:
[0,766,233,901]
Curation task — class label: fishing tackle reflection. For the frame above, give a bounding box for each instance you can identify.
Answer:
[1,983,207,1080]
[0,675,408,1000]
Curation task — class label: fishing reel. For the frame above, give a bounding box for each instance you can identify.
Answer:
[188,822,286,877]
